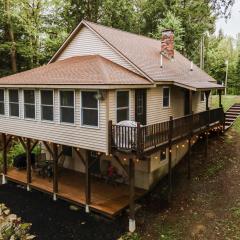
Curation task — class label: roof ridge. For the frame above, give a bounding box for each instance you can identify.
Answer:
[83,20,161,44]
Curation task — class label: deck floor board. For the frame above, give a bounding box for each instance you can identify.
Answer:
[5,168,145,217]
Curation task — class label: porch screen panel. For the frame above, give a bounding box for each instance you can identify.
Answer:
[24,90,35,119]
[0,89,4,115]
[41,90,54,121]
[81,91,98,127]
[9,89,19,117]
[60,91,74,124]
[117,91,129,123]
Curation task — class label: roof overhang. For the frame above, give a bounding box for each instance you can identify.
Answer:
[0,84,154,89]
[173,81,225,91]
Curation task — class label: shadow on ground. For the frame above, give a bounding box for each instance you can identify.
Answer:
[0,183,126,240]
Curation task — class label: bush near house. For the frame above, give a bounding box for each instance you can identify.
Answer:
[0,204,35,240]
[0,141,41,172]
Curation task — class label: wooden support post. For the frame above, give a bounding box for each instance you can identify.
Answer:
[204,110,210,161]
[2,134,8,184]
[85,150,91,212]
[129,158,135,232]
[26,138,32,187]
[2,134,7,175]
[168,116,173,202]
[187,138,191,179]
[187,112,193,179]
[52,143,58,199]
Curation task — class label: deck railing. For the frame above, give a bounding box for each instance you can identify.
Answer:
[109,107,224,154]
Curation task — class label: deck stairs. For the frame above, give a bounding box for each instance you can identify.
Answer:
[225,103,240,130]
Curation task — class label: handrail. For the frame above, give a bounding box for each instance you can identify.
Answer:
[110,107,224,154]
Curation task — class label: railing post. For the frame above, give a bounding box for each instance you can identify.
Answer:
[108,120,112,155]
[168,116,173,202]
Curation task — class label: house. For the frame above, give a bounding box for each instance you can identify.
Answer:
[0,20,224,232]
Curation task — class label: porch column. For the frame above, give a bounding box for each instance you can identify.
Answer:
[85,150,91,213]
[129,158,135,232]
[26,138,32,191]
[53,143,58,201]
[204,90,211,110]
[187,113,193,179]
[2,133,8,184]
[218,89,223,108]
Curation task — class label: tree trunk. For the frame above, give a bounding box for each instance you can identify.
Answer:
[4,0,17,73]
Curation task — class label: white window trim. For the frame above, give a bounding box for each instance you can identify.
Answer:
[23,89,37,121]
[116,90,130,123]
[0,88,5,116]
[8,88,20,119]
[200,91,205,102]
[162,87,170,108]
[40,89,55,123]
[59,89,75,125]
[80,90,100,129]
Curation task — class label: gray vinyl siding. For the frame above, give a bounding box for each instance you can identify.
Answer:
[56,26,140,75]
[0,88,108,153]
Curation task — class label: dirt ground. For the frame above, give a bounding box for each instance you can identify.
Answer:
[137,129,240,240]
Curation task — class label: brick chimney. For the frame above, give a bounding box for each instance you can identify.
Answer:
[161,30,174,59]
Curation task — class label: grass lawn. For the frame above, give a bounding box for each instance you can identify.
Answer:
[212,95,240,132]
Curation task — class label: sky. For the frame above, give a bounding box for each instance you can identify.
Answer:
[215,0,240,38]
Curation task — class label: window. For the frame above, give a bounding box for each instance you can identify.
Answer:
[62,145,73,157]
[41,90,54,121]
[24,90,35,119]
[117,91,129,123]
[200,91,205,102]
[60,90,74,124]
[0,89,4,115]
[160,149,167,161]
[9,89,19,117]
[163,87,170,108]
[81,91,99,127]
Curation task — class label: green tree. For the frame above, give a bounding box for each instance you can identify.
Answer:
[153,11,184,51]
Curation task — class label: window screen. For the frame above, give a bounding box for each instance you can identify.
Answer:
[163,87,170,107]
[116,91,129,123]
[0,89,4,115]
[9,89,19,117]
[41,90,54,121]
[60,91,74,124]
[24,90,35,119]
[62,145,73,157]
[81,91,98,127]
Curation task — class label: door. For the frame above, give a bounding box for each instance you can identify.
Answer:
[135,89,147,125]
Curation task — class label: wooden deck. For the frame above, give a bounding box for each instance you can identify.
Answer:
[4,168,145,217]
